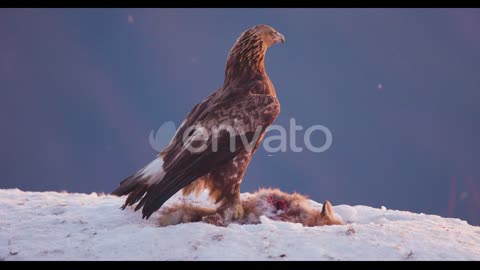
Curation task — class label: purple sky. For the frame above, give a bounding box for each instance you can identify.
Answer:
[1,8,479,225]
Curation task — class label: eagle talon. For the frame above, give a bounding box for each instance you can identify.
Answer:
[233,203,245,220]
[219,202,244,223]
[203,213,225,227]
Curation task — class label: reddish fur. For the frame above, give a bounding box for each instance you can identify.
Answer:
[158,188,343,227]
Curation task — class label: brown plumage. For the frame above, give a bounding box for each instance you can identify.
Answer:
[112,25,285,221]
[158,188,344,227]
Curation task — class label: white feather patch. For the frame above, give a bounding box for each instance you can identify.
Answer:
[139,158,165,185]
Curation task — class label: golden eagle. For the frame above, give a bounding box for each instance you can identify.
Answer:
[112,24,285,222]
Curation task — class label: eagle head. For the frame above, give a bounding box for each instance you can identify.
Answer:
[250,24,285,47]
[225,24,285,85]
[231,24,285,55]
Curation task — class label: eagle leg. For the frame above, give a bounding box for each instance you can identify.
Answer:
[217,194,244,223]
[197,198,243,227]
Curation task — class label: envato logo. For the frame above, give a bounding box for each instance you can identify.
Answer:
[149,118,332,154]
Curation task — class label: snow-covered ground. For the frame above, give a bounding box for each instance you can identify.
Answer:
[1,188,479,261]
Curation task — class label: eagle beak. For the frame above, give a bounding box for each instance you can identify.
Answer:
[276,32,285,44]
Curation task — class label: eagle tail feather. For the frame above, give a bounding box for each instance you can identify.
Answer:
[139,146,247,219]
[139,174,200,219]
[111,158,166,209]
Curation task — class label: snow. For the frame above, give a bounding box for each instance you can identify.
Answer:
[1,188,479,261]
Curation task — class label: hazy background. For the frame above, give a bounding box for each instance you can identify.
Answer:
[1,8,479,225]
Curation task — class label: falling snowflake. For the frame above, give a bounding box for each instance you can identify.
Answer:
[127,15,135,24]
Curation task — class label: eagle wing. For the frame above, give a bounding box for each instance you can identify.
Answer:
[115,93,280,219]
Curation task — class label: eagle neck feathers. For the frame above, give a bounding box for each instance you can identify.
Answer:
[224,30,268,87]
